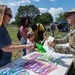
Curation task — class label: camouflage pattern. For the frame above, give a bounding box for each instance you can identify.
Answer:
[55,45,74,54]
[54,28,75,53]
[54,28,75,68]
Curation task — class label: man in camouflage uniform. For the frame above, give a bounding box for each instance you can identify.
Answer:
[54,28,75,54]
[52,9,75,69]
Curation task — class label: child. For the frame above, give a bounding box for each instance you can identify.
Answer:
[26,31,36,54]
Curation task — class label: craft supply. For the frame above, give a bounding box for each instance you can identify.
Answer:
[13,68,30,75]
[28,53,40,59]
[0,67,11,74]
[35,43,46,53]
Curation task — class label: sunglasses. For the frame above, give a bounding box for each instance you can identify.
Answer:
[5,13,13,18]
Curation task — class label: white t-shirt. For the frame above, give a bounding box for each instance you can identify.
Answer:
[26,39,35,54]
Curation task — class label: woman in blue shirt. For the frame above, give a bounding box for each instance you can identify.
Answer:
[0,5,34,67]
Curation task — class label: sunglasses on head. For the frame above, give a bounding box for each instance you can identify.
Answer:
[5,13,13,18]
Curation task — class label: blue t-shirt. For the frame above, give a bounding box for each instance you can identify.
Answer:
[0,26,12,67]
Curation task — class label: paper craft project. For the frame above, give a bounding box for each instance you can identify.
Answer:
[43,36,54,52]
[0,67,11,75]
[20,52,59,75]
[0,67,30,75]
[28,52,41,59]
[23,59,57,75]
[14,53,58,75]
[0,52,63,75]
[27,52,60,65]
[37,53,60,65]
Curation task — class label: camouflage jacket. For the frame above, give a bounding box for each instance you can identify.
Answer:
[54,28,75,54]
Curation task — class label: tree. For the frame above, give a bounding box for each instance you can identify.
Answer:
[15,5,40,25]
[11,21,15,25]
[34,12,53,25]
[56,13,67,22]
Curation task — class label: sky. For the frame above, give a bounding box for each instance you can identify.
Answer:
[0,0,75,22]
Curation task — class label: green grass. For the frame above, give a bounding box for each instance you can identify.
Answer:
[6,26,21,60]
[6,25,69,60]
[7,26,20,44]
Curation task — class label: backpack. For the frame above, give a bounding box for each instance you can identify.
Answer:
[51,24,56,30]
[17,29,22,41]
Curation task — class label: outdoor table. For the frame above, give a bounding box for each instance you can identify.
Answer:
[0,52,73,75]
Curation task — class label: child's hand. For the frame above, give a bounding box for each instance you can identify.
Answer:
[34,48,39,50]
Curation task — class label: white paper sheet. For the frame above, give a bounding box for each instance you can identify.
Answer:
[43,36,54,52]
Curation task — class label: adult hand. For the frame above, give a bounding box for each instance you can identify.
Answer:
[47,41,55,47]
[25,44,34,50]
[35,48,39,50]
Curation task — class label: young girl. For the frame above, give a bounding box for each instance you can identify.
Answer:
[26,31,36,54]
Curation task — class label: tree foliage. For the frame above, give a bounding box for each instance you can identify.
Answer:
[34,12,53,25]
[14,5,53,26]
[15,5,40,25]
[56,13,67,22]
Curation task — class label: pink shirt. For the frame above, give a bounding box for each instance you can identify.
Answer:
[20,26,29,37]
